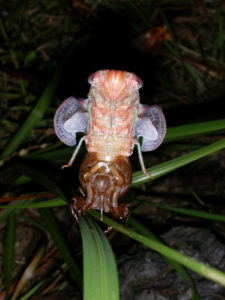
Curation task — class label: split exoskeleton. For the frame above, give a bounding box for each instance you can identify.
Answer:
[54,70,166,220]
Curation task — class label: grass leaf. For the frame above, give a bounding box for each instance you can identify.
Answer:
[80,216,119,300]
[39,208,82,289]
[0,41,77,159]
[89,211,225,287]
[132,137,225,185]
[129,217,199,299]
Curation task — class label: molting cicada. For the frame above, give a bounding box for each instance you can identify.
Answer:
[54,70,166,220]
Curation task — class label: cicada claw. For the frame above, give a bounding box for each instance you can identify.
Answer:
[61,163,72,169]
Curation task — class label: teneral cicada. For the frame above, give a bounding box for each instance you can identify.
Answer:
[54,70,166,220]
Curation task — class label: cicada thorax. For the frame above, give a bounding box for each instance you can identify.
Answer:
[86,70,141,161]
[72,152,132,220]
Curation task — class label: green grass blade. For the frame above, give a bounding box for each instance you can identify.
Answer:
[18,280,45,300]
[13,162,66,201]
[0,201,26,223]
[0,198,66,209]
[79,216,119,300]
[129,217,199,299]
[165,119,225,142]
[3,214,16,298]
[146,203,225,222]
[132,137,225,186]
[89,211,225,288]
[0,42,77,159]
[39,208,82,288]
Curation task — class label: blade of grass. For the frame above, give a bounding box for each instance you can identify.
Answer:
[13,162,66,201]
[162,13,204,86]
[0,40,78,160]
[165,119,225,142]
[129,217,199,300]
[39,208,82,289]
[18,280,45,300]
[89,210,225,287]
[80,216,119,300]
[0,198,66,209]
[0,201,26,223]
[11,243,45,300]
[145,202,225,222]
[132,137,225,186]
[4,214,16,299]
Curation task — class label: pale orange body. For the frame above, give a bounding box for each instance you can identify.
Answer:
[87,70,141,161]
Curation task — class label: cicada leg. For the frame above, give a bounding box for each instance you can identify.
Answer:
[61,136,87,169]
[134,139,152,179]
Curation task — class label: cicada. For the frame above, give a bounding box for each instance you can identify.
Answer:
[54,70,166,220]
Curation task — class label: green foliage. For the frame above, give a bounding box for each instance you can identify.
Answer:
[0,1,225,299]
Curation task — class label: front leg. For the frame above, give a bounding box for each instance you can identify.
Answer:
[134,139,152,179]
[71,196,93,220]
[61,136,86,169]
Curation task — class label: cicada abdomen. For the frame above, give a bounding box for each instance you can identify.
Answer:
[54,70,166,220]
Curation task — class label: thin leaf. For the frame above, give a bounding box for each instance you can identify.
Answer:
[0,41,78,159]
[11,243,45,300]
[0,198,66,209]
[39,208,82,289]
[18,280,45,300]
[132,137,225,186]
[80,216,119,300]
[4,214,16,298]
[146,202,225,222]
[13,162,66,201]
[89,211,225,287]
[0,201,26,223]
[129,217,199,300]
[165,119,225,142]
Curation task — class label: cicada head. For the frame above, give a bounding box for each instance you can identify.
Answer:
[88,69,143,101]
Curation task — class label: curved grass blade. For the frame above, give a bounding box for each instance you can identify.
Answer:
[165,119,225,142]
[129,217,199,300]
[13,162,66,202]
[39,208,82,289]
[0,200,27,223]
[18,280,45,300]
[4,214,16,299]
[11,243,45,300]
[132,137,225,186]
[0,41,77,160]
[146,203,225,222]
[89,210,225,287]
[0,198,66,209]
[79,216,119,300]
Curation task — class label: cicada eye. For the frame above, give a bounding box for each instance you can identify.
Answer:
[88,71,97,84]
[136,76,143,89]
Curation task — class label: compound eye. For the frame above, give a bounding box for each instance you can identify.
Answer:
[88,71,97,84]
[136,76,143,89]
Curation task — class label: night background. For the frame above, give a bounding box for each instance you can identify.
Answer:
[0,1,225,299]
